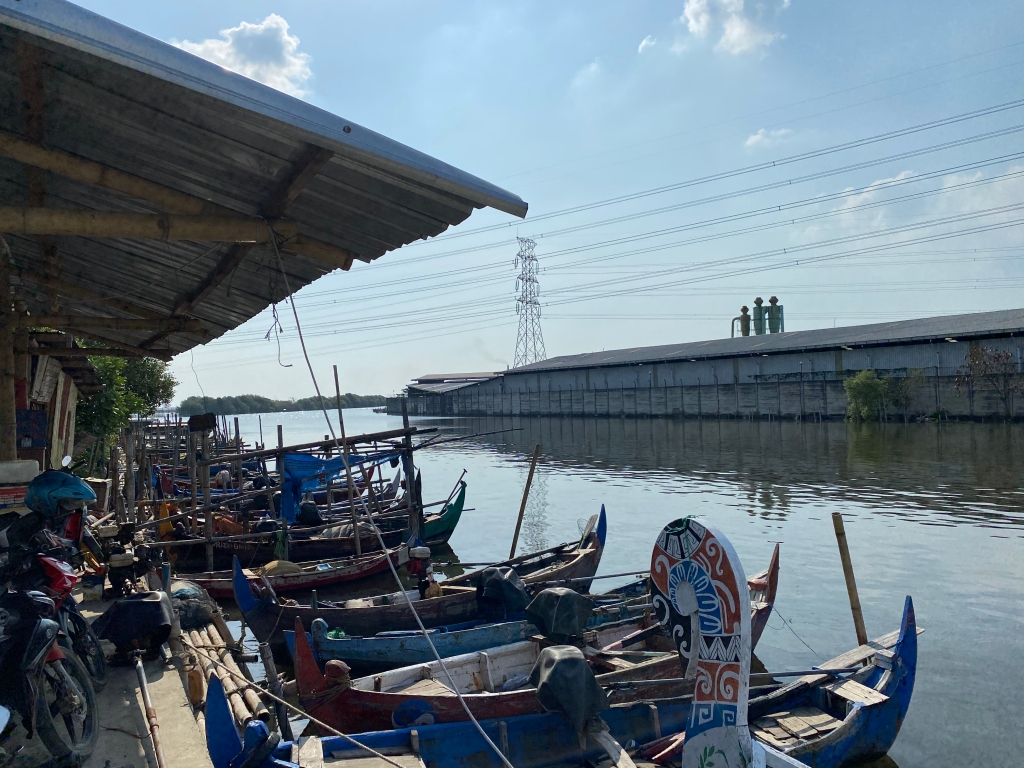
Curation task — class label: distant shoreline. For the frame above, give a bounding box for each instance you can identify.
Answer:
[177,393,385,416]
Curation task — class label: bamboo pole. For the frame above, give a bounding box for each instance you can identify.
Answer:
[199,426,431,467]
[831,512,868,646]
[258,642,293,740]
[276,425,283,479]
[334,365,361,556]
[509,444,541,559]
[202,431,213,571]
[234,417,242,498]
[126,426,136,523]
[0,240,15,462]
[190,630,251,725]
[400,399,420,539]
[188,431,198,533]
[206,624,268,722]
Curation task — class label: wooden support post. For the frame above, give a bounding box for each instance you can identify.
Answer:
[109,441,121,521]
[258,642,293,740]
[333,366,361,556]
[276,425,283,479]
[171,418,180,504]
[831,512,868,646]
[400,398,420,540]
[0,241,14,461]
[202,430,213,571]
[510,444,541,559]
[234,417,243,497]
[188,431,198,533]
[139,429,149,519]
[125,427,136,523]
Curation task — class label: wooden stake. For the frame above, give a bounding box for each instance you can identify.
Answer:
[202,430,213,571]
[831,512,868,646]
[333,365,361,557]
[188,431,198,533]
[0,238,18,460]
[510,444,541,559]
[126,426,136,522]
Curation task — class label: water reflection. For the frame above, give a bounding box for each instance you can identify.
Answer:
[419,417,1024,530]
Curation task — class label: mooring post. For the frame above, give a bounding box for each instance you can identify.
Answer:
[202,430,213,571]
[831,512,868,646]
[333,366,361,556]
[510,444,541,559]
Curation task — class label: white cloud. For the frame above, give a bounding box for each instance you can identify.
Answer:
[572,60,600,87]
[638,35,658,54]
[173,14,312,98]
[683,0,712,36]
[679,0,785,55]
[745,127,793,148]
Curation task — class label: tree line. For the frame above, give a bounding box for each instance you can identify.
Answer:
[177,393,386,416]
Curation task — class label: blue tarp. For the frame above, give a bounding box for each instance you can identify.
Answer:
[279,451,398,522]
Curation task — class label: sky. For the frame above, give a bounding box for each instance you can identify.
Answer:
[75,0,1024,402]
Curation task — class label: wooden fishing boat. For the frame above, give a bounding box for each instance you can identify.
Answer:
[444,505,608,592]
[745,596,918,768]
[287,544,779,732]
[640,597,920,768]
[236,506,606,658]
[205,674,693,768]
[179,545,411,598]
[295,539,778,675]
[175,482,466,572]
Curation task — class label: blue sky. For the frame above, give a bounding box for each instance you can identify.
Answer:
[77,0,1024,400]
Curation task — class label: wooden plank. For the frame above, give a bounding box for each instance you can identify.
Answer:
[796,626,923,687]
[291,736,324,768]
[772,711,818,740]
[788,707,843,734]
[752,727,792,750]
[395,678,454,696]
[824,678,889,706]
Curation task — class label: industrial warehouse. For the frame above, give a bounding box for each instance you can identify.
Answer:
[391,307,1024,420]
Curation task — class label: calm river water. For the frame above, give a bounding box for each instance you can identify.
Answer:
[231,408,1024,767]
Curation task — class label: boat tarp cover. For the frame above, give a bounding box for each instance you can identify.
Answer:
[529,645,609,733]
[280,451,398,522]
[475,566,530,621]
[526,587,595,639]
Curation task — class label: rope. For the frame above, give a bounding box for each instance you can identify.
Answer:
[267,230,516,768]
[770,606,825,660]
[178,637,406,768]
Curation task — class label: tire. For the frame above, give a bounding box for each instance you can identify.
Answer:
[61,603,108,691]
[33,649,98,760]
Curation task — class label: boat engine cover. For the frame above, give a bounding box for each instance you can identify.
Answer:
[528,645,608,734]
[91,591,173,654]
[475,566,529,621]
[525,587,595,641]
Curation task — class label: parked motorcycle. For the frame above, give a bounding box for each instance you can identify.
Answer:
[0,589,98,759]
[0,470,100,759]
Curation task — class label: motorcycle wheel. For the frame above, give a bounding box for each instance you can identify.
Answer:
[61,603,108,691]
[33,649,98,759]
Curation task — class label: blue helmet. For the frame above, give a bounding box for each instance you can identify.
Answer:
[25,470,96,518]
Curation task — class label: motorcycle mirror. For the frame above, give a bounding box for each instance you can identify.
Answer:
[61,455,72,468]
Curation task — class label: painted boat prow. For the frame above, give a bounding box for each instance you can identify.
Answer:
[292,616,329,695]
[892,594,918,729]
[232,555,259,614]
[596,504,607,548]
[205,675,242,768]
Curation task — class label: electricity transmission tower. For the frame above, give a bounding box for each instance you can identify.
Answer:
[513,237,546,368]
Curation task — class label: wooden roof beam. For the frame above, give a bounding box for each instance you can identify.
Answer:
[52,328,172,361]
[19,315,206,333]
[35,346,153,358]
[0,130,360,268]
[16,267,183,322]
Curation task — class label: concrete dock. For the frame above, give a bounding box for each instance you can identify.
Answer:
[9,595,213,768]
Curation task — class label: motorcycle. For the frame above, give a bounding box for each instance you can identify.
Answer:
[0,588,98,759]
[7,542,108,690]
[0,469,101,759]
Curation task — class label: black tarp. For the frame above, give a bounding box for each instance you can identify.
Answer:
[475,566,529,621]
[528,645,608,733]
[526,587,595,640]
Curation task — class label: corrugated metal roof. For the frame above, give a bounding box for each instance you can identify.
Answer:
[409,380,489,394]
[413,372,500,383]
[513,309,1024,373]
[0,0,526,358]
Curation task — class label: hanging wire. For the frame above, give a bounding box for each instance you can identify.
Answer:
[265,225,517,768]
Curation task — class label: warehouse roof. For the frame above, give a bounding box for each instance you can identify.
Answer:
[0,0,526,359]
[413,372,500,383]
[513,308,1024,373]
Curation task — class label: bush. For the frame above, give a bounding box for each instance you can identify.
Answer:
[844,370,887,422]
